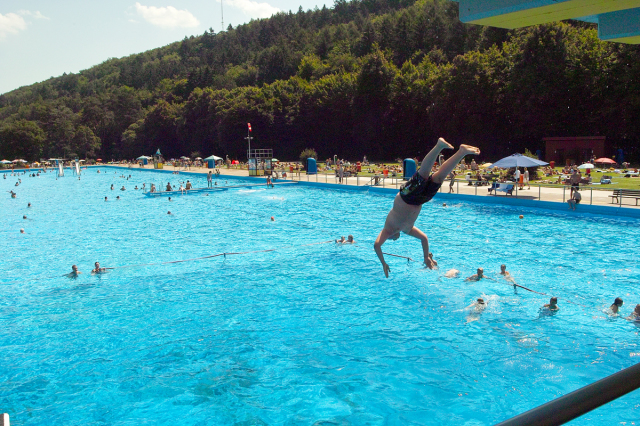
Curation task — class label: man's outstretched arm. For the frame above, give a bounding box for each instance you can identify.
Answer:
[408,227,436,269]
[374,229,393,278]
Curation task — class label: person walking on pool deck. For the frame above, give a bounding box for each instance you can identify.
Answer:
[374,138,480,277]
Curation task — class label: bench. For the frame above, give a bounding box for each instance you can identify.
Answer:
[609,189,640,205]
[488,183,514,196]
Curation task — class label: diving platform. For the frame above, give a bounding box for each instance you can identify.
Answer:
[450,0,640,44]
[143,181,298,197]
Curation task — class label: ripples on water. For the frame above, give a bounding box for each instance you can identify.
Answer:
[1,168,639,425]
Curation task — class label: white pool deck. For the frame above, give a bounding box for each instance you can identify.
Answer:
[119,163,640,212]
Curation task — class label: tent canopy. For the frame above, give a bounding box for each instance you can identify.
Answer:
[203,155,223,161]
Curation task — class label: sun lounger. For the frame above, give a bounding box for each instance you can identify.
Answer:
[488,183,514,195]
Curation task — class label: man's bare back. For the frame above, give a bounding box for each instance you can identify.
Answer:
[374,139,480,277]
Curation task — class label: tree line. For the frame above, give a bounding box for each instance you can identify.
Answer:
[1,0,639,163]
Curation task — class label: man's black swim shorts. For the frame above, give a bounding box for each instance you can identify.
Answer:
[399,172,442,206]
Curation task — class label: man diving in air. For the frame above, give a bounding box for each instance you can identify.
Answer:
[374,138,480,277]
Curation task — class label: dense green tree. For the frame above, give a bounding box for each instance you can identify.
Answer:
[0,119,46,161]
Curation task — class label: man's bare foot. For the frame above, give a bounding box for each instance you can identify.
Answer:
[437,137,454,150]
[459,144,481,156]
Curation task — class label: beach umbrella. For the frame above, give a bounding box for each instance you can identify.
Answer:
[488,154,548,169]
[0,160,11,164]
[96,158,103,162]
[13,159,27,163]
[577,163,594,170]
[272,158,280,162]
[594,158,616,164]
[136,155,151,160]
[180,156,189,160]
[195,157,202,160]
[479,162,492,169]
[203,155,223,161]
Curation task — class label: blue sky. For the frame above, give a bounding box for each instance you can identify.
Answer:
[0,0,331,95]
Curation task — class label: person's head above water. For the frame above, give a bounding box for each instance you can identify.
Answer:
[500,264,506,273]
[477,298,485,304]
[550,297,558,305]
[614,297,624,307]
[477,268,484,277]
[347,235,354,242]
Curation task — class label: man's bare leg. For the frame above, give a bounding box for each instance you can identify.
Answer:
[418,138,454,178]
[432,145,481,184]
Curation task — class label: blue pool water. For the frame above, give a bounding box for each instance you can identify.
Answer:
[1,167,640,425]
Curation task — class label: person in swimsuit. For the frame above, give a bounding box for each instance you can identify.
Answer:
[609,297,623,314]
[67,264,81,278]
[542,297,559,311]
[92,262,108,274]
[374,138,480,277]
[627,304,640,321]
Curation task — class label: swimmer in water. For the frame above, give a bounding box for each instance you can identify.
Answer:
[465,268,485,282]
[500,264,516,286]
[465,298,486,323]
[346,235,355,244]
[609,297,624,315]
[67,264,81,278]
[542,297,559,311]
[374,139,480,277]
[444,269,460,278]
[336,236,346,243]
[10,190,16,198]
[105,197,108,201]
[626,304,640,321]
[27,202,31,207]
[92,262,106,274]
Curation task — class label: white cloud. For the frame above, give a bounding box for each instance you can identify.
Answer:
[135,3,200,29]
[0,12,27,40]
[220,0,280,19]
[17,10,50,20]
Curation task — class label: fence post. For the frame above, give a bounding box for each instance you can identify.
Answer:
[475,183,477,196]
[539,185,541,201]
[357,175,359,186]
[457,180,459,194]
[590,188,592,205]
[563,186,565,203]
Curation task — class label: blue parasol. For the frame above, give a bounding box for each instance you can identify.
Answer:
[489,154,548,169]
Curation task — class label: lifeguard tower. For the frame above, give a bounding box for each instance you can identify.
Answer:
[153,149,164,170]
[247,148,273,176]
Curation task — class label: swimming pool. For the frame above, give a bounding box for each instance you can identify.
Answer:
[1,167,639,425]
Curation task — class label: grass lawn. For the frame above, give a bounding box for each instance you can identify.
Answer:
[531,168,640,190]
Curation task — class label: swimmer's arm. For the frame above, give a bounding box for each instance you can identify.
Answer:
[374,229,392,278]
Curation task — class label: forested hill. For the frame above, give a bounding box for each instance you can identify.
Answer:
[1,0,639,163]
